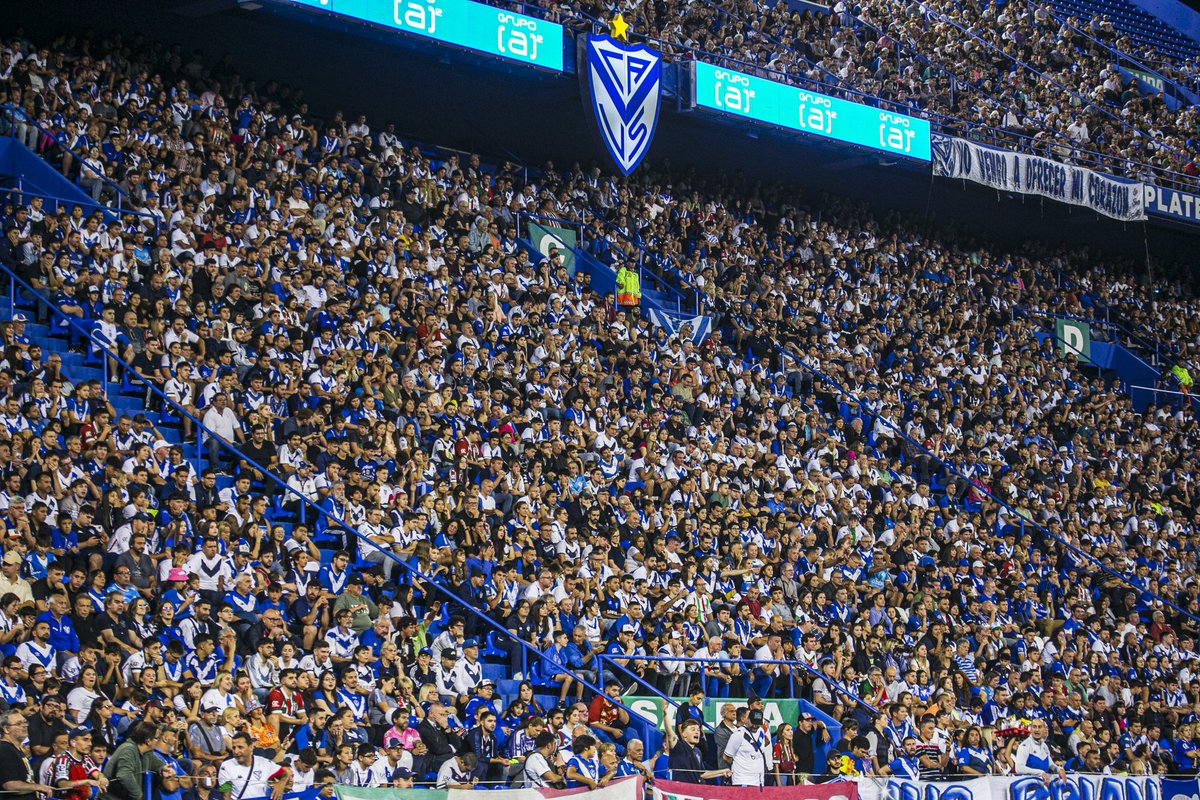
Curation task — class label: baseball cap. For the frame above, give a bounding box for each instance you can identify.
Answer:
[620,625,635,634]
[1,552,21,566]
[391,768,414,780]
[67,725,93,740]
[463,638,479,648]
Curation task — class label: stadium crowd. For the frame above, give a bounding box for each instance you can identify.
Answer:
[519,0,1200,187]
[0,23,1200,800]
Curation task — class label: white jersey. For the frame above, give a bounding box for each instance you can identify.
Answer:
[1014,735,1056,776]
[724,726,773,787]
[217,755,282,799]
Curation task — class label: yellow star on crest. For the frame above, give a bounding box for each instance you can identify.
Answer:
[609,13,630,41]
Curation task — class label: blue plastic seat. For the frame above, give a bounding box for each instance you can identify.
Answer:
[481,630,506,661]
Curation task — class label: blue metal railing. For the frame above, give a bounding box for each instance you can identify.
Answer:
[1032,1,1199,107]
[1045,267,1177,369]
[0,186,160,240]
[0,255,662,746]
[518,210,695,315]
[896,0,1196,171]
[584,214,699,315]
[598,653,880,713]
[770,335,1200,628]
[0,105,149,221]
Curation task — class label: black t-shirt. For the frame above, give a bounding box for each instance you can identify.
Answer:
[27,714,67,767]
[0,740,38,800]
[71,612,101,649]
[239,439,275,470]
[667,740,705,783]
[93,611,132,647]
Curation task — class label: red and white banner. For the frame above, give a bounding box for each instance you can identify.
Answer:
[653,777,858,800]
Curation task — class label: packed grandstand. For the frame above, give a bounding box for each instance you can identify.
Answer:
[0,8,1199,800]
[521,0,1200,187]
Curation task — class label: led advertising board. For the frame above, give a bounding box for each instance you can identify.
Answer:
[289,0,564,72]
[692,61,931,160]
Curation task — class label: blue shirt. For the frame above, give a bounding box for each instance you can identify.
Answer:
[565,754,600,788]
[36,611,79,654]
[564,640,592,670]
[886,755,920,779]
[319,565,348,594]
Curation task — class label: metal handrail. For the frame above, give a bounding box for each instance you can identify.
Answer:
[601,653,880,714]
[519,210,695,314]
[1032,1,1197,106]
[585,213,698,313]
[596,653,718,733]
[898,0,1195,170]
[1045,267,1177,367]
[0,185,154,236]
[0,257,658,739]
[0,105,140,214]
[771,335,1200,628]
[1020,303,1165,366]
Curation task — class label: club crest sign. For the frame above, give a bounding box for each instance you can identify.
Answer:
[583,34,662,175]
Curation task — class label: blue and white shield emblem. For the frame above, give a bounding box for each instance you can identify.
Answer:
[585,34,662,175]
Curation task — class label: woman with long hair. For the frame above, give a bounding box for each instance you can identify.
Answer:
[517,681,546,718]
[311,669,340,715]
[0,593,24,654]
[84,696,119,751]
[67,664,105,723]
[773,722,796,785]
[126,597,158,643]
[955,725,993,776]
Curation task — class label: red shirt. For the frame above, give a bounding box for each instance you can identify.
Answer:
[588,696,619,726]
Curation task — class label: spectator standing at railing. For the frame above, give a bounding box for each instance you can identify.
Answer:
[669,718,729,784]
[1014,719,1067,784]
[724,708,774,787]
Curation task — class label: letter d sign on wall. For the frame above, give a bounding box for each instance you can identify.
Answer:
[1055,318,1091,360]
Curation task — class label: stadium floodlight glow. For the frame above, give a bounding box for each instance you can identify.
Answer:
[286,0,564,72]
[690,61,931,161]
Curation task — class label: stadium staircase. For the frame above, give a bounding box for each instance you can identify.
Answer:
[517,212,713,342]
[1036,1,1199,108]
[0,238,679,769]
[0,132,710,765]
[5,121,1193,752]
[1048,0,1200,64]
[764,327,1200,628]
